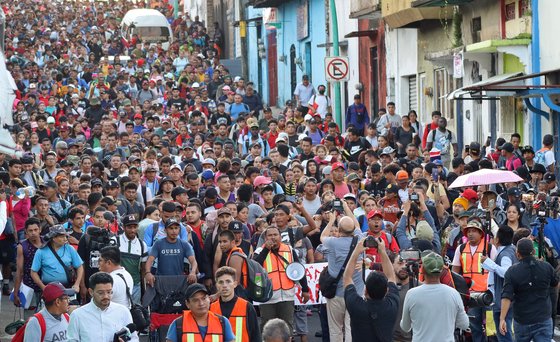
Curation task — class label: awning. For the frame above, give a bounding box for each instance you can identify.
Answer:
[447,68,560,119]
[446,72,524,100]
[412,0,473,7]
[344,29,377,39]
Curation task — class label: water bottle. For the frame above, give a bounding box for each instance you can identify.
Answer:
[255,272,262,297]
[15,187,35,199]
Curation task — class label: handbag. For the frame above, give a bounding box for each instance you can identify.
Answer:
[319,236,358,299]
[4,307,24,335]
[117,274,150,331]
[48,245,76,286]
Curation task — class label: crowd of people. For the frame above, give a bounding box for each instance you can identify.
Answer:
[1,0,560,341]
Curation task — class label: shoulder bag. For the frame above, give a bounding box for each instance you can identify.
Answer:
[318,236,358,299]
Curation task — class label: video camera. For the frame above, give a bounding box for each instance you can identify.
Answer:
[87,226,116,269]
[466,290,493,308]
[399,249,421,286]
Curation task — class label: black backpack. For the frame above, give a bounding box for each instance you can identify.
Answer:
[233,252,273,302]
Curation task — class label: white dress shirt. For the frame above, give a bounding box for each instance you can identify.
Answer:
[110,267,134,308]
[67,301,139,342]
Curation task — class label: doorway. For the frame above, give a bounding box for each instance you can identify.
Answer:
[290,44,297,97]
[266,28,278,106]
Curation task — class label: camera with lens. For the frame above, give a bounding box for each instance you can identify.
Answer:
[363,236,378,248]
[332,199,343,213]
[410,192,419,203]
[467,290,493,308]
[399,248,421,276]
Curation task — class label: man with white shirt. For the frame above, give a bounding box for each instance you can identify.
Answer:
[68,272,138,342]
[307,84,331,119]
[99,246,134,309]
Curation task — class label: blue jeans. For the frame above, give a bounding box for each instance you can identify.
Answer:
[467,306,486,342]
[131,284,141,305]
[493,308,513,342]
[513,318,552,342]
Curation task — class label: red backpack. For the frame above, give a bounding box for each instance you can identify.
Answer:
[12,312,70,342]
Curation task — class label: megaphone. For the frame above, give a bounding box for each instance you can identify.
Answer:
[285,262,306,281]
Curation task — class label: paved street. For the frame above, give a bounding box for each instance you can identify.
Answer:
[0,287,324,342]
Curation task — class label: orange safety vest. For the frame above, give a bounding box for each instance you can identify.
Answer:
[210,297,249,342]
[263,243,294,291]
[181,311,224,342]
[460,240,488,292]
[226,247,248,289]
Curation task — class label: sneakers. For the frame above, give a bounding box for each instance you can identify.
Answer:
[553,326,560,337]
[2,283,10,296]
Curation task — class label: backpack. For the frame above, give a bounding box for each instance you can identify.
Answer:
[431,129,452,154]
[11,312,70,342]
[534,148,550,166]
[231,252,273,302]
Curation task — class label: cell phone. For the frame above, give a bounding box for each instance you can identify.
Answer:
[364,236,378,248]
[522,194,535,202]
[400,249,421,261]
[410,192,419,203]
[431,168,439,182]
[465,145,470,153]
[486,136,491,146]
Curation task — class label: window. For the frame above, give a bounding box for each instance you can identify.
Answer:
[434,69,456,119]
[519,0,530,16]
[471,17,482,43]
[505,3,516,21]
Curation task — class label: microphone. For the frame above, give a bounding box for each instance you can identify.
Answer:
[113,323,137,342]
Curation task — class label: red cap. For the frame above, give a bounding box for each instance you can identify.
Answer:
[462,189,478,202]
[42,282,74,302]
[134,113,143,120]
[367,209,383,220]
[396,170,409,181]
[331,162,345,171]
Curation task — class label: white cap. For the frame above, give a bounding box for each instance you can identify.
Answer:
[144,68,150,74]
[192,82,200,88]
[297,133,307,142]
[234,76,241,82]
[304,114,313,122]
[46,116,55,124]
[165,72,174,79]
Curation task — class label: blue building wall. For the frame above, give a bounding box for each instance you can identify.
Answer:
[247,0,327,107]
[246,7,269,104]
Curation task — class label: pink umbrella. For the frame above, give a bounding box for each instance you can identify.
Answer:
[448,169,523,189]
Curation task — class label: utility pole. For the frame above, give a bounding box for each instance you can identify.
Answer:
[329,0,342,128]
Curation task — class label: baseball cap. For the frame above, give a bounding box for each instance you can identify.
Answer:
[347,173,360,183]
[134,113,143,120]
[185,283,209,300]
[521,145,535,154]
[529,163,546,174]
[231,158,241,165]
[331,162,345,171]
[500,142,514,153]
[122,214,138,226]
[386,183,399,194]
[46,116,55,124]
[217,207,232,216]
[322,166,332,175]
[507,187,521,197]
[396,170,409,182]
[201,170,215,180]
[544,172,556,182]
[42,282,75,302]
[43,180,58,189]
[421,251,444,274]
[204,187,218,199]
[461,189,478,202]
[254,176,272,188]
[469,142,481,154]
[228,221,243,232]
[165,218,181,229]
[202,158,216,167]
[91,178,103,187]
[367,209,383,220]
[107,180,120,189]
[380,146,396,156]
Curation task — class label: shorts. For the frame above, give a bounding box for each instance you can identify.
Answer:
[293,305,308,335]
[0,238,15,264]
